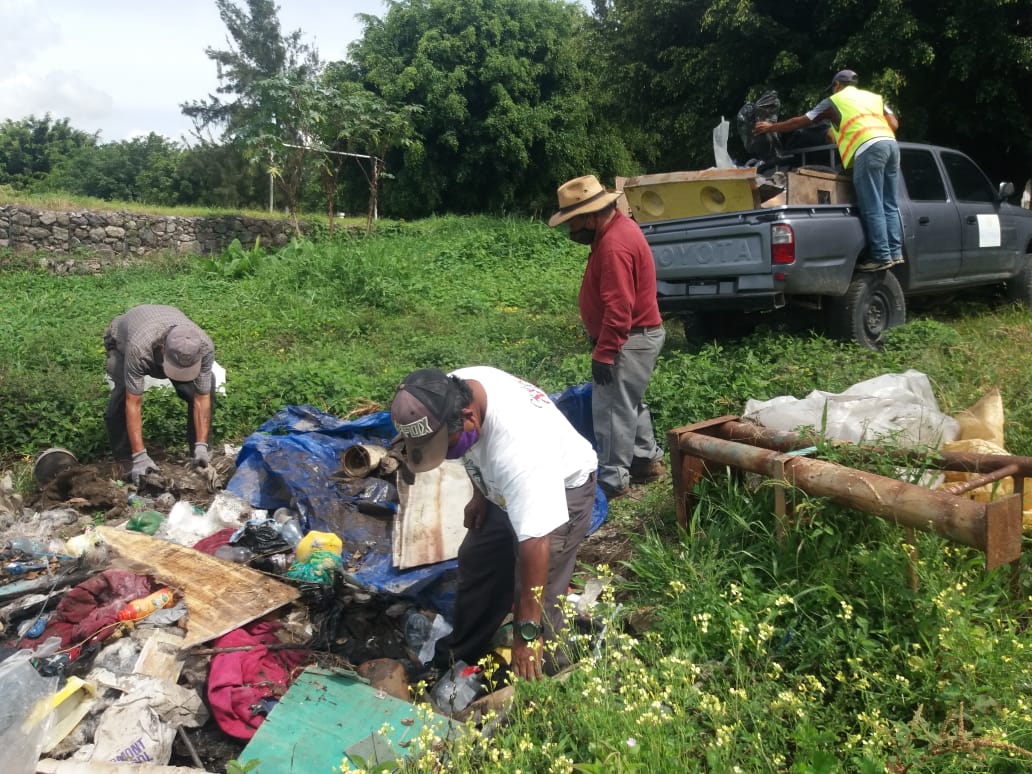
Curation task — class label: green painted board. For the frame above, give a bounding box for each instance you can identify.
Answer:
[242,666,451,772]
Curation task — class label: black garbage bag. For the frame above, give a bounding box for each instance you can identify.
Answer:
[737,90,782,161]
[232,520,291,555]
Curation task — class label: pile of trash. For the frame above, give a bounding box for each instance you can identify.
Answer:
[0,386,609,773]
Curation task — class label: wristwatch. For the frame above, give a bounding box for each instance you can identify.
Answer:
[517,619,542,642]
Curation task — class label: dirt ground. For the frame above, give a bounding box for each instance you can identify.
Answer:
[2,447,640,771]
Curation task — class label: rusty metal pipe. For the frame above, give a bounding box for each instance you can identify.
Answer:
[942,464,1020,496]
[678,432,991,551]
[716,419,1032,476]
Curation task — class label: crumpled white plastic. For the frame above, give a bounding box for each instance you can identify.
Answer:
[743,370,959,448]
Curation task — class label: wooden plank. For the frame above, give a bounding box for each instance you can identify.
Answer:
[96,526,299,649]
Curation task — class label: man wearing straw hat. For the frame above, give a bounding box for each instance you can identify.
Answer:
[549,175,666,499]
[103,304,215,484]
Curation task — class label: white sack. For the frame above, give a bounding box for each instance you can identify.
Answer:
[743,370,959,448]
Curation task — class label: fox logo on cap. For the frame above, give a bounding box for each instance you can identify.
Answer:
[397,416,434,439]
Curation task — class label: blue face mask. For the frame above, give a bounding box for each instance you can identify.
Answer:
[445,429,479,459]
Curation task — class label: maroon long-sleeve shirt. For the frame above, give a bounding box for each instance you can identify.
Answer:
[578,210,662,364]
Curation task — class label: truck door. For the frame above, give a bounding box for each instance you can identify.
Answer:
[899,148,962,283]
[939,150,1013,277]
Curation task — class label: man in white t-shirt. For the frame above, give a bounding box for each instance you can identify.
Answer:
[391,366,598,681]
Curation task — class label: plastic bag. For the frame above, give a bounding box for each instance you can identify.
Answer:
[712,116,735,169]
[285,550,343,584]
[231,519,291,555]
[743,370,960,448]
[0,652,59,774]
[334,477,399,516]
[737,90,781,161]
[127,511,163,535]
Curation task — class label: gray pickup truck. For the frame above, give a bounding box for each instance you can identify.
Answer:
[641,142,1032,348]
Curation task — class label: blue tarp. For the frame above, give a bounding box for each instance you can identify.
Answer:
[226,382,607,614]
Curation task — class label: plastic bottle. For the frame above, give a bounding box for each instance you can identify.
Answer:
[9,537,50,557]
[430,661,487,714]
[404,609,432,650]
[4,560,49,576]
[277,517,304,547]
[117,588,175,622]
[214,544,255,564]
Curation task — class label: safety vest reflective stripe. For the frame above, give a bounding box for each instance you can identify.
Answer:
[830,87,894,167]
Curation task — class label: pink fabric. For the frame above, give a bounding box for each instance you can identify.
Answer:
[207,620,311,739]
[25,569,155,658]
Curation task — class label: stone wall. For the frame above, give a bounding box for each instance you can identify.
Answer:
[0,205,306,259]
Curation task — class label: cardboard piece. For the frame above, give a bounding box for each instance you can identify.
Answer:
[96,526,300,649]
[393,460,471,569]
[786,168,854,205]
[622,168,760,222]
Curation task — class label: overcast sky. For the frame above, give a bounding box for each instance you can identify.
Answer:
[0,0,390,143]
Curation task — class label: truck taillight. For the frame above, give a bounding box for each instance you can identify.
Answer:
[771,224,795,265]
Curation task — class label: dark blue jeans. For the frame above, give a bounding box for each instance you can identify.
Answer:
[851,139,903,263]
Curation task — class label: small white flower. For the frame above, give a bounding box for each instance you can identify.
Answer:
[626,737,637,748]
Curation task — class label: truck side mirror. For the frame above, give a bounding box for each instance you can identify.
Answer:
[998,181,1015,200]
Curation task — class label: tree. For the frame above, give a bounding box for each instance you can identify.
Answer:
[182,0,322,227]
[598,0,1031,182]
[0,115,96,189]
[40,134,189,205]
[316,66,423,231]
[348,0,635,218]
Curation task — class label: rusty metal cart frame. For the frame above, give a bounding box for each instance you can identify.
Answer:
[668,416,1028,590]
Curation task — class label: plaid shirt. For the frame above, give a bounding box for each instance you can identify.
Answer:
[104,305,214,394]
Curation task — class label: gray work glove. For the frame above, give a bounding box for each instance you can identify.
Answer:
[131,450,159,484]
[192,442,210,469]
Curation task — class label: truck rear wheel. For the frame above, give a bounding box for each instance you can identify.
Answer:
[826,271,906,349]
[1005,253,1032,307]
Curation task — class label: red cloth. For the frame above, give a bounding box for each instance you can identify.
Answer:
[207,620,311,739]
[25,569,155,658]
[192,527,237,556]
[579,210,662,364]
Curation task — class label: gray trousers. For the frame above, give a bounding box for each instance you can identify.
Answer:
[593,326,666,491]
[436,474,596,669]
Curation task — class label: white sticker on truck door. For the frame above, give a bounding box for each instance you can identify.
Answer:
[977,214,1001,247]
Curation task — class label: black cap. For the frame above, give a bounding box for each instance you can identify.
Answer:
[389,369,458,473]
[830,69,859,90]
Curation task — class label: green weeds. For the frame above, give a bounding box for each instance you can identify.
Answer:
[3,216,1032,771]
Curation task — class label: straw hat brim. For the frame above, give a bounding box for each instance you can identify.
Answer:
[548,190,622,227]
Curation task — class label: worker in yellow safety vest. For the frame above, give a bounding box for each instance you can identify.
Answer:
[754,69,902,272]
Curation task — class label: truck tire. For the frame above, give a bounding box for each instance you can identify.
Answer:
[1005,253,1032,307]
[826,271,906,349]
